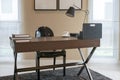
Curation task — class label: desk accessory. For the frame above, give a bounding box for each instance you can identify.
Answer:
[78,23,102,39]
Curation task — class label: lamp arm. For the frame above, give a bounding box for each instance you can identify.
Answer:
[73,4,89,23]
[82,10,89,23]
[73,4,81,9]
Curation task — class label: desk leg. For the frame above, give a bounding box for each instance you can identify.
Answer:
[77,47,96,80]
[13,52,18,80]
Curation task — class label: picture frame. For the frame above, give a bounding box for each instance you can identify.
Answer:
[34,0,57,11]
[59,0,82,10]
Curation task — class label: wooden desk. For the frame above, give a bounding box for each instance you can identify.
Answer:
[10,36,100,80]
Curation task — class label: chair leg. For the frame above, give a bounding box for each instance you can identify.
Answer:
[63,55,66,76]
[36,56,39,72]
[36,54,40,80]
[37,58,40,80]
[53,56,56,70]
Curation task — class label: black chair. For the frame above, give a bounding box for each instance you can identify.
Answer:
[35,26,66,79]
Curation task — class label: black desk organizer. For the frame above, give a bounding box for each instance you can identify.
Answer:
[70,23,102,39]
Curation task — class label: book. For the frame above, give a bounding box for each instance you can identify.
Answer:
[12,34,30,38]
[16,40,30,42]
[12,34,32,40]
[12,37,32,40]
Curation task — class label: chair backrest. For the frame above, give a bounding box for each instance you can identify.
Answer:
[35,26,54,38]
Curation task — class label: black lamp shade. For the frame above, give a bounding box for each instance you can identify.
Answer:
[66,7,75,17]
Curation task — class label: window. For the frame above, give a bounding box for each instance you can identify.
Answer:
[0,0,18,21]
[0,0,20,60]
[88,0,119,58]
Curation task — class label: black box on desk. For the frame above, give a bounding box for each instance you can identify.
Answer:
[78,23,102,39]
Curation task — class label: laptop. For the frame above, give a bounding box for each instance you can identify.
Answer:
[78,23,102,39]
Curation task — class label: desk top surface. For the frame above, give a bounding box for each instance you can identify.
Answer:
[10,36,77,42]
[10,36,99,42]
[10,36,100,52]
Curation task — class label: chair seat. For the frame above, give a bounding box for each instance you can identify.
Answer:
[37,50,66,58]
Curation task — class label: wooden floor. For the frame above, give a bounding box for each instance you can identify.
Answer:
[0,58,120,80]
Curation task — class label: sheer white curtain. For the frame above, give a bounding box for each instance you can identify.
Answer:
[88,0,119,60]
[0,0,21,60]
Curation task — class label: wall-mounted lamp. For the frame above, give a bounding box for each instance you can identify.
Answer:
[65,5,89,23]
[65,5,89,38]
